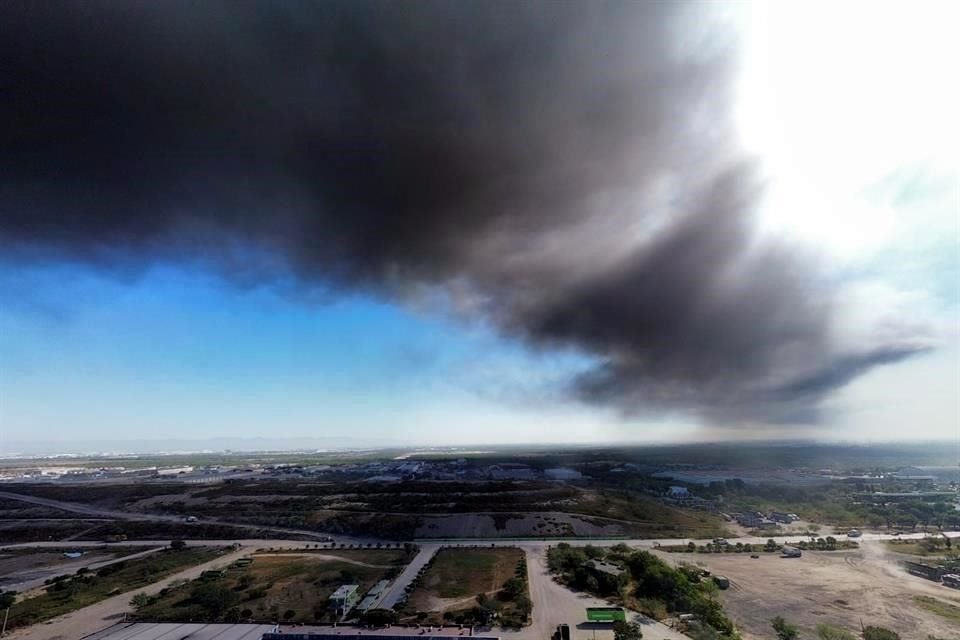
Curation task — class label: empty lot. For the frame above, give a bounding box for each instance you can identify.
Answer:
[656,542,960,640]
[407,547,523,614]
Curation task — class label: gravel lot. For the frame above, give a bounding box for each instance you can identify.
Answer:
[655,542,960,640]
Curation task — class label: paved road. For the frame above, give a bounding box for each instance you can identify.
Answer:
[0,491,343,542]
[4,489,957,551]
[378,544,439,609]
[0,539,364,552]
[5,530,958,554]
[6,547,252,640]
[1,546,165,594]
[5,526,959,640]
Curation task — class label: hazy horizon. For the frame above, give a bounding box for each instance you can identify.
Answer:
[4,434,960,459]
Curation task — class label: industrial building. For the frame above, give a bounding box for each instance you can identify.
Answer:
[264,635,499,640]
[84,624,500,640]
[329,584,361,616]
[84,623,276,639]
[584,559,625,577]
[357,579,391,612]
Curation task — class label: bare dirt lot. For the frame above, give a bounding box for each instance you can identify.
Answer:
[656,542,960,640]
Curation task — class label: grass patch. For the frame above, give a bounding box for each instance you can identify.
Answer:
[135,550,409,624]
[913,596,960,623]
[405,548,529,627]
[415,548,521,599]
[4,547,220,631]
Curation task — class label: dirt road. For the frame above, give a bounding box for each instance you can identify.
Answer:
[6,547,251,640]
[654,543,960,640]
[1,547,163,594]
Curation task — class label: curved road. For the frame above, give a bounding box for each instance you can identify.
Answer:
[0,491,361,544]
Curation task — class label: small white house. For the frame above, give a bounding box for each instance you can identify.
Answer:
[668,486,690,498]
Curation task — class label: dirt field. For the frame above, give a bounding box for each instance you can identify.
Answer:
[655,542,960,640]
[408,547,522,612]
[416,513,621,538]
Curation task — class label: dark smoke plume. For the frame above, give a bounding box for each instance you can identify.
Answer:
[0,1,924,423]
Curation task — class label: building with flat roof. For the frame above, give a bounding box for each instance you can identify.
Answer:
[585,559,625,577]
[328,584,360,616]
[84,623,499,640]
[357,579,390,612]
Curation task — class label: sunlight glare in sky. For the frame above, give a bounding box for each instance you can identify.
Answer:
[737,1,958,259]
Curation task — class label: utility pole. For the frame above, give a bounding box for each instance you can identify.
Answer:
[1,607,9,636]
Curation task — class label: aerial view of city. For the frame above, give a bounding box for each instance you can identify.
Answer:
[0,2,957,640]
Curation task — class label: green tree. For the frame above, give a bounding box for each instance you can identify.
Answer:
[169,539,187,551]
[283,609,296,620]
[772,616,799,640]
[0,591,16,609]
[190,582,239,616]
[585,574,600,593]
[612,620,643,640]
[500,576,526,600]
[862,627,900,640]
[129,592,151,609]
[360,608,400,626]
[514,593,533,620]
[583,545,605,559]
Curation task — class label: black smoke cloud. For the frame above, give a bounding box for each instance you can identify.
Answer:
[0,1,925,423]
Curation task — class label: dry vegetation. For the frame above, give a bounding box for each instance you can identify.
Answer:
[134,549,411,624]
[656,545,960,640]
[405,548,529,626]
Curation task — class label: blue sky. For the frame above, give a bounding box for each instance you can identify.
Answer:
[1,262,632,449]
[0,2,957,452]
